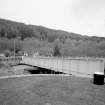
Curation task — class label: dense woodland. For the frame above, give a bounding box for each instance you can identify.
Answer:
[0,18,105,57]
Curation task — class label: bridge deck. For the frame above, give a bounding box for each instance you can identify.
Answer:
[21,56,105,77]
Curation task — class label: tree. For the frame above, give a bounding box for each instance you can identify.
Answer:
[19,26,34,40]
[53,44,61,57]
[0,28,5,37]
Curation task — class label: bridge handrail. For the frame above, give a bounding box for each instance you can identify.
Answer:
[24,56,105,61]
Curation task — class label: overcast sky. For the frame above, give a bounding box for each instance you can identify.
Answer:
[0,0,105,37]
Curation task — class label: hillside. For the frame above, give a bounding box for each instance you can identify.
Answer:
[0,18,105,57]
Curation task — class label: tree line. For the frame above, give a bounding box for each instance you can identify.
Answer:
[0,18,105,57]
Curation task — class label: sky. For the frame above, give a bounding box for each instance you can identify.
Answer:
[0,0,105,37]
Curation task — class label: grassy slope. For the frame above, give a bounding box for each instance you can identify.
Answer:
[0,62,14,76]
[0,76,105,105]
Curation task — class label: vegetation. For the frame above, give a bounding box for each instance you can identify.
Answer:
[53,44,61,57]
[0,18,105,57]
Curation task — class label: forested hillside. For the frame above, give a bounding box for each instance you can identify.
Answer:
[0,18,105,57]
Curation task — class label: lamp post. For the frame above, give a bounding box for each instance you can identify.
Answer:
[14,39,15,57]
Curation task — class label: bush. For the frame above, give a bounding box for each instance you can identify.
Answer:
[4,50,11,57]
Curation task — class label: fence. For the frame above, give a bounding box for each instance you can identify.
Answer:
[0,56,22,65]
